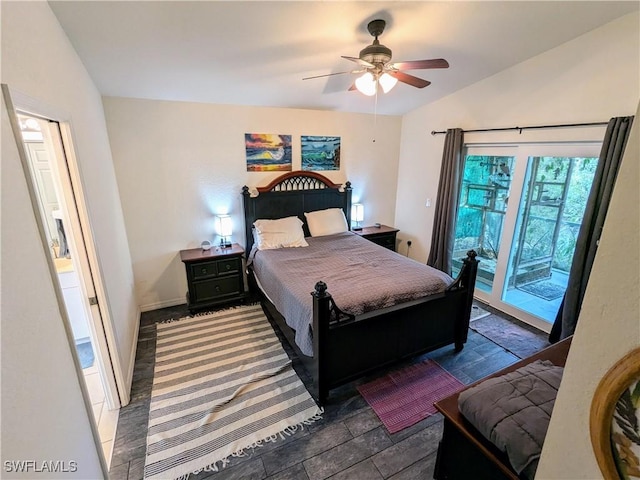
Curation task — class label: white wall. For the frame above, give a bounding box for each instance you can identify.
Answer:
[395,12,639,262]
[536,101,640,479]
[1,1,139,474]
[103,97,402,310]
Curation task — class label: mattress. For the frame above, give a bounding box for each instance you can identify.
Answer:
[249,231,453,356]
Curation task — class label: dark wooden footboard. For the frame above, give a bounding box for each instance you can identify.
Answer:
[310,250,479,403]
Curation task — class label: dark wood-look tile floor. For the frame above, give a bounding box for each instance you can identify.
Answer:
[109,301,550,480]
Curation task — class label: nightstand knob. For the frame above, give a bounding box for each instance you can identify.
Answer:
[225,264,231,271]
[215,285,221,292]
[201,267,207,274]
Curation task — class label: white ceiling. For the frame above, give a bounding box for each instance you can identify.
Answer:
[48,1,639,116]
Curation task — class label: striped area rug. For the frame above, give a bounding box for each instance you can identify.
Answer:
[143,304,322,479]
[357,360,464,434]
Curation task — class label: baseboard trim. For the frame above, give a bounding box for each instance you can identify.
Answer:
[121,305,141,408]
[140,298,186,312]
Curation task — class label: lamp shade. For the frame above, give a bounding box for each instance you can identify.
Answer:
[379,73,398,93]
[352,203,364,223]
[217,215,233,237]
[216,214,233,245]
[355,72,377,96]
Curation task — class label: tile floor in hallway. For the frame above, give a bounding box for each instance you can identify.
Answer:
[83,363,119,467]
[109,302,550,480]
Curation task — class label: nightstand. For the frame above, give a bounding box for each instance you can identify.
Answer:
[180,243,246,313]
[353,225,399,252]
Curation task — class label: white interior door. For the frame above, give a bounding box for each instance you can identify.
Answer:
[6,90,127,410]
[42,119,125,409]
[24,141,60,245]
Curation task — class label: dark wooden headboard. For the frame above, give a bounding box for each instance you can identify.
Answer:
[242,171,352,254]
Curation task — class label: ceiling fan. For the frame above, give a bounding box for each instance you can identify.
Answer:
[303,19,449,96]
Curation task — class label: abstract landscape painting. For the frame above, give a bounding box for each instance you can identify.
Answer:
[245,134,292,172]
[301,136,340,171]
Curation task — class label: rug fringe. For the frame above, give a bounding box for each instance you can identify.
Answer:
[159,302,263,324]
[177,407,324,479]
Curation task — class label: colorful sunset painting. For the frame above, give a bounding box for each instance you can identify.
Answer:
[245,133,292,172]
[301,136,341,171]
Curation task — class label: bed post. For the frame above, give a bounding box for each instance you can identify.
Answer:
[241,185,253,256]
[455,250,479,351]
[312,281,331,404]
[344,181,353,228]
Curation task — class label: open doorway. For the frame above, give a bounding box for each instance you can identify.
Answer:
[16,112,121,466]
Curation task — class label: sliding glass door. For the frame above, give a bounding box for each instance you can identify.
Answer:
[453,153,515,294]
[453,144,600,331]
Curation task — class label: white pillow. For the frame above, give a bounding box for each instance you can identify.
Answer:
[253,216,308,250]
[304,208,349,237]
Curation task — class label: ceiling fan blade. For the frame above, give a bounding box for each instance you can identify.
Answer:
[388,58,449,71]
[341,55,375,68]
[302,71,354,80]
[388,71,431,88]
[347,83,357,91]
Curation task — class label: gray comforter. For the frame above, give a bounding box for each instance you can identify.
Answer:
[249,232,453,356]
[457,359,564,480]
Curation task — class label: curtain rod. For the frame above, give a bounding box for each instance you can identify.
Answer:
[430,121,609,136]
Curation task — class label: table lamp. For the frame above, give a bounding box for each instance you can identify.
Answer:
[352,203,364,231]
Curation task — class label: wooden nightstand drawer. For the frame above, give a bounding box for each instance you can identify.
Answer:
[192,275,242,304]
[217,257,241,275]
[190,261,217,279]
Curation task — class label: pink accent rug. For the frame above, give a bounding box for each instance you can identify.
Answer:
[357,360,464,434]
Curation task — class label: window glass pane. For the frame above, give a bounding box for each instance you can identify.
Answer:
[502,156,598,321]
[453,155,515,292]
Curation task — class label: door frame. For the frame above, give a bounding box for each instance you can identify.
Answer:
[462,141,603,332]
[3,85,128,409]
[2,84,110,476]
[45,121,125,408]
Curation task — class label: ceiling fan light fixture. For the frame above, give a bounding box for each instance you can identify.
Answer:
[379,73,398,93]
[304,18,448,95]
[355,72,377,96]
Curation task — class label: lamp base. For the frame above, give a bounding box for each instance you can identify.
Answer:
[352,226,363,231]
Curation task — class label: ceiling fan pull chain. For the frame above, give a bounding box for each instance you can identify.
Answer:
[373,87,378,143]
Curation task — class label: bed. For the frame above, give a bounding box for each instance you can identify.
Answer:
[242,171,479,403]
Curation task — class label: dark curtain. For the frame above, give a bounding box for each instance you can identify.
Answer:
[549,116,634,342]
[427,128,464,275]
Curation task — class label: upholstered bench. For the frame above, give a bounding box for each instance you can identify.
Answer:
[433,337,572,480]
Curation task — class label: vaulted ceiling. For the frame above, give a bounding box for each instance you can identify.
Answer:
[49,1,639,116]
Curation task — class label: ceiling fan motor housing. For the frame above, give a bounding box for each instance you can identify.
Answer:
[359,42,392,65]
[361,19,392,65]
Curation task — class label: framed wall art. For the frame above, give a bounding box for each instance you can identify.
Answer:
[245,133,292,172]
[301,135,340,171]
[590,347,640,479]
